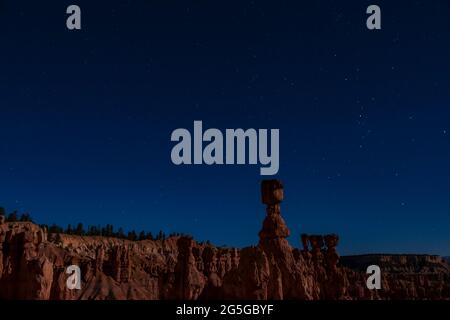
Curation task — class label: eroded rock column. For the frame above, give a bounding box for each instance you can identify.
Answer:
[258,180,290,242]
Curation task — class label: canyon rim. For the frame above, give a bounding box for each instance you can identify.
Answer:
[0,180,449,300]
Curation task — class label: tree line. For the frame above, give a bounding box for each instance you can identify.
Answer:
[45,223,175,241]
[0,208,33,223]
[0,207,190,242]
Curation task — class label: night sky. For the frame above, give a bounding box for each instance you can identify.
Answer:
[1,1,449,255]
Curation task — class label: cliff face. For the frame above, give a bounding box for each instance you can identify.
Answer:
[341,255,450,300]
[0,181,449,300]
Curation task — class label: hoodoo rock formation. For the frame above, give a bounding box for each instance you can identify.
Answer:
[0,180,449,300]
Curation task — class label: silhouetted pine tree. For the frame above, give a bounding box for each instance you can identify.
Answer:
[49,224,63,234]
[75,223,85,236]
[88,225,98,236]
[117,227,125,239]
[156,230,166,241]
[105,224,113,237]
[7,211,18,222]
[19,213,32,222]
[92,225,99,236]
[127,230,137,241]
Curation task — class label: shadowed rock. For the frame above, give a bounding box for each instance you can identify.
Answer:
[0,181,449,300]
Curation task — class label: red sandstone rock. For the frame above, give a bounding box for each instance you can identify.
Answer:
[0,181,449,300]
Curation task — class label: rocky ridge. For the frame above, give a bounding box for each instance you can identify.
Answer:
[0,180,449,300]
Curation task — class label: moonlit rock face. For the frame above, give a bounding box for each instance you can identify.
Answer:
[324,234,339,248]
[261,180,284,205]
[309,235,325,250]
[1,185,450,300]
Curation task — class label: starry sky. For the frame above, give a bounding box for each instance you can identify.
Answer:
[0,1,449,255]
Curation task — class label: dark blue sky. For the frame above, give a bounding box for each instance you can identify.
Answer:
[1,1,449,255]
